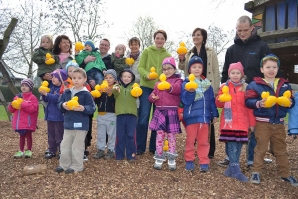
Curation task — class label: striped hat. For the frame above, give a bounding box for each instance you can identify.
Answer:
[21,78,34,91]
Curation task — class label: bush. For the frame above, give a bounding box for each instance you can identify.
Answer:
[0,86,40,102]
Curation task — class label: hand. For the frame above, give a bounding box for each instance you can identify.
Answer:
[213,117,218,123]
[113,85,120,93]
[84,55,96,64]
[38,89,47,96]
[178,54,186,61]
[249,126,255,132]
[147,75,156,80]
[75,50,79,55]
[151,93,159,100]
[73,105,85,112]
[89,80,96,88]
[187,88,196,92]
[259,98,266,108]
[62,102,70,110]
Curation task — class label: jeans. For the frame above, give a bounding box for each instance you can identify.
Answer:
[246,131,256,165]
[136,86,156,153]
[87,68,103,84]
[227,141,243,165]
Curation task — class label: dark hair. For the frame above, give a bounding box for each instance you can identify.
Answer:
[53,35,72,55]
[192,28,207,45]
[128,37,140,46]
[237,15,252,26]
[73,68,87,78]
[153,30,167,41]
[100,38,110,46]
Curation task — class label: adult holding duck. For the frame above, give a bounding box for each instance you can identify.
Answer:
[53,35,73,70]
[127,37,141,84]
[136,30,171,155]
[178,27,220,159]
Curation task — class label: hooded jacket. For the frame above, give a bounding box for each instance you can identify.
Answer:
[75,50,106,72]
[42,84,64,121]
[32,47,59,77]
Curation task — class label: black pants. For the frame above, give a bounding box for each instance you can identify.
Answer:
[85,114,93,151]
[208,122,216,157]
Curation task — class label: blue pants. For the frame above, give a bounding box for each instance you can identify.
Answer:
[136,86,156,153]
[246,131,256,165]
[115,114,137,160]
[227,141,243,165]
[87,68,103,84]
[47,121,64,153]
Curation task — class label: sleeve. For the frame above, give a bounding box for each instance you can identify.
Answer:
[44,90,60,103]
[180,81,196,106]
[148,84,159,103]
[221,49,230,84]
[245,83,259,109]
[211,49,220,95]
[7,103,16,113]
[209,87,219,118]
[215,85,225,108]
[112,85,120,98]
[112,54,129,73]
[95,52,107,71]
[75,53,85,65]
[32,48,45,64]
[20,96,39,114]
[137,49,149,80]
[169,79,183,95]
[58,92,67,113]
[82,93,96,115]
[247,108,256,127]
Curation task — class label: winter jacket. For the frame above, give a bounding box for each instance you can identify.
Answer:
[75,50,106,73]
[8,92,39,131]
[221,32,271,84]
[148,74,183,108]
[181,77,219,126]
[126,51,141,84]
[42,84,64,121]
[94,91,115,113]
[138,45,171,89]
[32,47,59,77]
[111,53,130,76]
[245,77,295,124]
[216,82,255,132]
[178,47,220,95]
[102,54,112,70]
[54,55,73,70]
[288,92,298,135]
[58,87,96,131]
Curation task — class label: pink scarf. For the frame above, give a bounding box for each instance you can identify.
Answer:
[58,53,70,63]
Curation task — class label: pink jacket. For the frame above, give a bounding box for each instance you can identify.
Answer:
[8,92,39,131]
[148,74,183,107]
[216,82,255,132]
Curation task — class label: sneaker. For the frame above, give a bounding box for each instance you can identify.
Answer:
[84,150,89,156]
[136,151,144,155]
[250,172,261,184]
[24,150,32,158]
[168,159,176,171]
[44,152,56,159]
[65,168,74,174]
[128,159,136,163]
[281,176,298,187]
[14,151,24,158]
[55,166,64,173]
[200,164,209,173]
[185,161,195,171]
[44,149,50,155]
[217,158,230,167]
[105,149,115,160]
[93,149,105,159]
[153,155,166,170]
[83,155,88,162]
[57,152,61,160]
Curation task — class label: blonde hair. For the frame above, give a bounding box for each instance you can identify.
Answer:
[40,35,54,49]
[73,68,87,78]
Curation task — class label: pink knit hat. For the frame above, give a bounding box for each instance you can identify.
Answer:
[162,57,176,69]
[228,62,244,76]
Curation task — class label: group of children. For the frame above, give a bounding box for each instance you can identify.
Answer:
[8,35,298,186]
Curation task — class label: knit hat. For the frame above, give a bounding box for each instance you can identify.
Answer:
[162,57,176,69]
[188,56,204,73]
[51,69,68,82]
[21,78,34,91]
[65,60,79,72]
[260,54,280,67]
[85,40,95,50]
[228,62,244,76]
[104,69,117,80]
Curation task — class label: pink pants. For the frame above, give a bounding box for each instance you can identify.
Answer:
[20,131,32,152]
[156,130,177,156]
[184,123,210,164]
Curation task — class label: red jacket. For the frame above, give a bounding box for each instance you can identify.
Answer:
[216,82,255,132]
[8,92,39,131]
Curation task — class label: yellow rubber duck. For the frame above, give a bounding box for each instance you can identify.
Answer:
[66,96,80,110]
[177,42,188,55]
[157,74,171,91]
[100,80,109,92]
[39,81,50,93]
[11,97,23,110]
[125,58,135,66]
[45,53,55,65]
[75,42,84,51]
[90,84,102,98]
[131,83,143,97]
[277,90,291,107]
[218,85,232,102]
[163,140,169,151]
[148,67,158,79]
[185,74,198,91]
[261,91,277,108]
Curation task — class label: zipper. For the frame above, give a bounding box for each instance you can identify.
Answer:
[203,95,206,123]
[188,104,192,114]
[104,95,107,112]
[28,116,31,127]
[16,110,20,129]
[125,89,127,113]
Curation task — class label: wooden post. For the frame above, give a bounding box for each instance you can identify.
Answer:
[0,90,11,121]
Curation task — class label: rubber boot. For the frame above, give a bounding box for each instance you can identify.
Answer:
[231,165,248,182]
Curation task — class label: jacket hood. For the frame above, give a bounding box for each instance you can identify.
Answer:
[147,45,167,52]
[118,69,135,87]
[234,27,261,45]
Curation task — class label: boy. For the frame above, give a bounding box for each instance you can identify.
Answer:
[75,40,106,84]
[245,54,298,186]
[55,68,96,174]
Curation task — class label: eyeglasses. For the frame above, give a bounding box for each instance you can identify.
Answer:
[100,43,109,47]
[260,55,280,67]
[162,68,174,72]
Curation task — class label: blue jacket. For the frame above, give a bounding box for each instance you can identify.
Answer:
[58,87,96,130]
[181,78,219,126]
[42,84,64,121]
[288,92,298,135]
[245,77,295,124]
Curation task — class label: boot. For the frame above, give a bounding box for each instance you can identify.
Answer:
[231,164,248,182]
[167,152,177,171]
[223,165,232,177]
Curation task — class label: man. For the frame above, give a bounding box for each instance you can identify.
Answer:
[99,38,113,70]
[218,15,271,168]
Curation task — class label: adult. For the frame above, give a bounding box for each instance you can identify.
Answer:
[53,35,73,70]
[127,37,141,84]
[218,15,271,167]
[136,30,171,155]
[178,27,220,159]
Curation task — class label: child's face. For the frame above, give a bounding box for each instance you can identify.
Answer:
[41,37,51,50]
[189,63,203,78]
[162,64,176,78]
[52,76,61,86]
[104,74,116,86]
[260,60,278,79]
[67,66,76,78]
[129,41,140,54]
[229,69,242,82]
[121,72,132,84]
[21,84,30,93]
[85,44,92,52]
[72,72,87,88]
[115,45,125,55]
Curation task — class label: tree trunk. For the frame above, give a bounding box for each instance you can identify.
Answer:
[0,90,12,121]
[23,164,47,175]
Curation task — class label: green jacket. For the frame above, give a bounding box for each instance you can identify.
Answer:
[137,45,170,89]
[75,50,106,72]
[112,83,137,117]
[111,53,130,75]
[32,47,59,77]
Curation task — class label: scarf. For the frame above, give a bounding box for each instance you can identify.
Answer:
[192,45,208,78]
[130,51,140,60]
[194,77,211,101]
[58,53,70,62]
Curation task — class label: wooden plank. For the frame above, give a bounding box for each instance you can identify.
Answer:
[265,4,276,43]
[288,0,298,41]
[268,40,298,49]
[276,1,286,42]
[245,0,286,12]
[259,28,298,41]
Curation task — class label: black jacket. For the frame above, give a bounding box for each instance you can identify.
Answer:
[94,92,115,113]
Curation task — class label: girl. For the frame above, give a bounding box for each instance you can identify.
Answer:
[149,57,183,171]
[181,56,219,172]
[111,44,129,75]
[216,62,255,182]
[8,79,38,158]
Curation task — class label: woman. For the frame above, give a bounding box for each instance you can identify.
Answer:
[53,35,73,70]
[178,28,220,158]
[127,37,141,84]
[136,30,171,155]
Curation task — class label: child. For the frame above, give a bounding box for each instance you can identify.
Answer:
[216,62,255,182]
[181,56,219,172]
[39,69,68,159]
[8,79,38,158]
[112,69,137,162]
[148,57,183,170]
[93,69,117,160]
[75,40,106,84]
[111,44,130,75]
[245,54,298,186]
[55,68,96,174]
[32,35,59,81]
